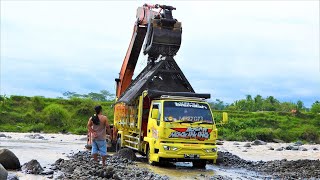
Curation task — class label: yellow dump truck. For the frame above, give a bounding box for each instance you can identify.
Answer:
[114,90,228,167]
[86,4,228,167]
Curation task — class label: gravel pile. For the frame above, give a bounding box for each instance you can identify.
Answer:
[51,151,169,180]
[217,151,320,179]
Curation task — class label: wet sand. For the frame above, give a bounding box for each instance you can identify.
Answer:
[1,132,86,180]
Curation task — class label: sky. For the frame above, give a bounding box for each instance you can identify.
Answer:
[0,1,319,107]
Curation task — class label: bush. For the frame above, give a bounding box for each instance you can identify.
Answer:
[76,99,95,116]
[43,104,70,127]
[72,126,88,135]
[32,96,45,111]
[28,123,45,132]
[69,97,83,106]
[300,125,320,143]
[24,110,38,124]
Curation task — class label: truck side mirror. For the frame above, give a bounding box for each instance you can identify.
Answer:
[151,109,159,119]
[222,112,228,124]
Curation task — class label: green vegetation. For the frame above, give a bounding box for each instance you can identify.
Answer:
[0,91,114,134]
[214,110,320,143]
[210,94,317,112]
[0,92,319,143]
[209,95,320,143]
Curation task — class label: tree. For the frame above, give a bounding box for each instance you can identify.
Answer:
[254,95,263,111]
[210,99,226,110]
[296,100,304,111]
[100,90,115,101]
[88,92,106,101]
[263,96,280,111]
[62,90,115,101]
[278,102,296,112]
[62,91,82,98]
[311,101,320,113]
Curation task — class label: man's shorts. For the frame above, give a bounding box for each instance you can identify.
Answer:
[92,139,107,156]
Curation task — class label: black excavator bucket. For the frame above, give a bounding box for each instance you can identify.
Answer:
[144,17,182,59]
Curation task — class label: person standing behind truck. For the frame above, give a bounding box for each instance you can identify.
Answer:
[87,105,112,166]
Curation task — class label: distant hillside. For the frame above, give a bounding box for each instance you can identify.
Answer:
[0,95,114,134]
[0,95,319,143]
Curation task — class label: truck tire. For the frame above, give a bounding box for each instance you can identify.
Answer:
[193,160,207,168]
[116,138,121,152]
[146,146,156,166]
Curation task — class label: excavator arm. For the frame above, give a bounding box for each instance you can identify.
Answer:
[115,4,182,98]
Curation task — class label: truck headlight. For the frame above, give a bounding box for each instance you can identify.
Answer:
[163,145,170,151]
[205,148,217,153]
[172,147,178,151]
[163,145,178,151]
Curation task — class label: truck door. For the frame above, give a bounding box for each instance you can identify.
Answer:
[147,102,161,139]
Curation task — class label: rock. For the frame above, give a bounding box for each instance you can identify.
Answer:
[273,139,285,143]
[292,146,299,151]
[216,141,223,145]
[34,135,44,139]
[22,159,44,174]
[313,148,318,151]
[252,140,267,145]
[242,150,248,152]
[0,134,6,138]
[104,166,115,178]
[53,171,65,179]
[294,141,304,146]
[244,143,251,147]
[285,145,292,150]
[233,142,240,145]
[268,147,274,150]
[0,149,21,170]
[79,137,88,141]
[114,148,136,161]
[40,169,54,175]
[7,173,19,180]
[275,147,283,151]
[0,163,8,180]
[25,134,44,139]
[301,148,308,151]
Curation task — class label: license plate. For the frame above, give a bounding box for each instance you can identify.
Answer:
[184,154,200,159]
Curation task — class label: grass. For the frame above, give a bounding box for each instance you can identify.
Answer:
[1,95,319,143]
[214,110,320,143]
[0,96,114,134]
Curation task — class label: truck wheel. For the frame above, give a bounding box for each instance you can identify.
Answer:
[116,138,121,152]
[193,160,207,168]
[147,146,156,166]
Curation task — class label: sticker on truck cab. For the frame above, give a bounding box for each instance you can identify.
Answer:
[169,127,212,141]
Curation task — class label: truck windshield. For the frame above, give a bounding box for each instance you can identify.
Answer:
[164,101,213,123]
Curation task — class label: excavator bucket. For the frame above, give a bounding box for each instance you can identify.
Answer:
[144,19,182,59]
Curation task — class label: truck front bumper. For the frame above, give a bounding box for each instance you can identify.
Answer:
[155,142,218,162]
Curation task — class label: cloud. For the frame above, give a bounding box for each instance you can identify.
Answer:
[1,1,319,107]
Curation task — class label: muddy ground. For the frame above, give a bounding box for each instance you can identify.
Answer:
[1,133,320,179]
[48,149,320,180]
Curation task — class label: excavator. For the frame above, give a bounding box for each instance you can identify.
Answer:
[87,4,228,167]
[115,3,183,98]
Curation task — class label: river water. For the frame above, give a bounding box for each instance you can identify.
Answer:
[1,132,319,179]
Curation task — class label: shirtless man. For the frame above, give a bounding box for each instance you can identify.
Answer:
[87,105,112,166]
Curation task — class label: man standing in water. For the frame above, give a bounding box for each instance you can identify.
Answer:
[87,105,112,166]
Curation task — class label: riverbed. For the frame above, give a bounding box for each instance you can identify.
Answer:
[1,132,319,179]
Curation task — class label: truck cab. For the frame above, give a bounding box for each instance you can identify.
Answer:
[114,90,226,167]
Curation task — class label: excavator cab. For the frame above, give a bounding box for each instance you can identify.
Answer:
[143,4,182,60]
